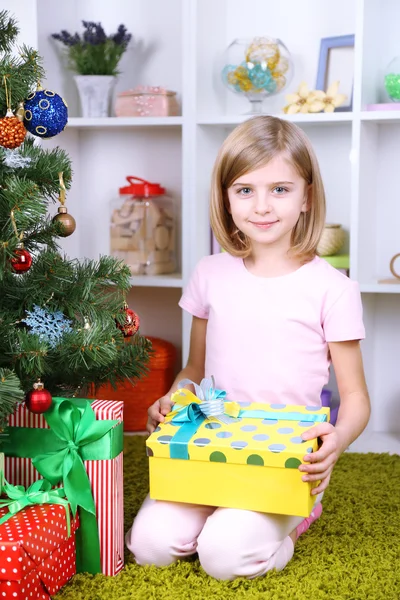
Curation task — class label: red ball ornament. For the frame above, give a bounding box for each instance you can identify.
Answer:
[11,247,32,273]
[25,380,52,414]
[116,303,140,337]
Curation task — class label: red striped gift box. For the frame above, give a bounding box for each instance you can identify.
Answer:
[4,400,124,577]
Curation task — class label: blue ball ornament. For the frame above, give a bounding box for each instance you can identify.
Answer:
[247,63,276,92]
[23,88,68,138]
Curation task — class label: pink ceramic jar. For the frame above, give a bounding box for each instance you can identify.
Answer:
[115,86,180,117]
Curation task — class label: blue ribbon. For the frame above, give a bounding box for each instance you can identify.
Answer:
[236,410,327,422]
[169,403,206,459]
[177,377,233,423]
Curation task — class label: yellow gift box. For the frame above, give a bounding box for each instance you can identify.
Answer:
[146,380,330,518]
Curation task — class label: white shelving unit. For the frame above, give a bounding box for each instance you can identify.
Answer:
[9,0,400,452]
[129,274,183,288]
[67,117,184,128]
[197,113,354,125]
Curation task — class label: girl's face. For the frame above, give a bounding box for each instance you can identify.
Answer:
[227,154,309,255]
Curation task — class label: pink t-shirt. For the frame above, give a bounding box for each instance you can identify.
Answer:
[179,253,365,407]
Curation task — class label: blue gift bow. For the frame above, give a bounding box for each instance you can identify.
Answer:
[167,378,328,460]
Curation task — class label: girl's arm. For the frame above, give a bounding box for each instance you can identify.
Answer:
[328,340,371,452]
[299,340,371,494]
[147,316,207,433]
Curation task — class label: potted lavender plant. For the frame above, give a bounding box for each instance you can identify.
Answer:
[52,21,132,118]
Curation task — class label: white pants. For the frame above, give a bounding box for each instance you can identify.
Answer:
[126,493,323,580]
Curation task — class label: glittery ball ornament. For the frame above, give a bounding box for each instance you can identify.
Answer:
[11,247,32,273]
[384,57,400,102]
[116,304,140,337]
[24,87,68,138]
[25,380,52,414]
[0,110,27,149]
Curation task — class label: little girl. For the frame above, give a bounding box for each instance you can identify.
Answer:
[126,116,371,580]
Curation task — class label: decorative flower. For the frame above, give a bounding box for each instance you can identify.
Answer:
[283,82,323,114]
[283,81,347,114]
[312,81,347,112]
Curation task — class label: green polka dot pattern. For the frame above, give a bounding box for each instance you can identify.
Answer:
[285,457,302,469]
[209,451,227,463]
[247,454,264,466]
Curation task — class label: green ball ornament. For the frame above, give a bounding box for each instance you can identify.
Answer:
[384,57,400,102]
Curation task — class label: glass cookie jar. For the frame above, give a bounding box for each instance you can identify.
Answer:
[110,177,176,276]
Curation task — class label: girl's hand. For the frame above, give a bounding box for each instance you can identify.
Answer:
[146,395,174,434]
[298,422,341,495]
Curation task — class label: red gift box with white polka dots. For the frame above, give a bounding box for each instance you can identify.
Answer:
[0,503,78,600]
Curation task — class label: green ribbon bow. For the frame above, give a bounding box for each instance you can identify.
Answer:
[3,397,123,574]
[0,478,71,536]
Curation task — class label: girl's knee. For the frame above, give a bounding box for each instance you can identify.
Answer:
[197,524,241,580]
[126,523,178,567]
[197,527,295,580]
[126,504,199,567]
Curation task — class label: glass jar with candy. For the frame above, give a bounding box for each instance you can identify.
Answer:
[221,36,294,114]
[110,177,176,276]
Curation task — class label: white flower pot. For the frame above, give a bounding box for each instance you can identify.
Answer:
[74,75,116,118]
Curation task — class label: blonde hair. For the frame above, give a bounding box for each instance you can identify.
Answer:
[210,116,326,261]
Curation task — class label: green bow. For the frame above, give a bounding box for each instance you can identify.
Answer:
[29,398,119,574]
[0,478,71,536]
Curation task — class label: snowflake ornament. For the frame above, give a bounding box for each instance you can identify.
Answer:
[22,304,73,348]
[2,148,33,169]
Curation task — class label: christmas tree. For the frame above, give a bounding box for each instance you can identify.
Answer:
[0,11,150,428]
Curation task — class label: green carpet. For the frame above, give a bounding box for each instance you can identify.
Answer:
[55,437,400,600]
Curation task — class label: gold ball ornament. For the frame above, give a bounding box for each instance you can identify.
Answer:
[228,66,253,92]
[245,37,280,70]
[0,110,26,149]
[52,206,76,237]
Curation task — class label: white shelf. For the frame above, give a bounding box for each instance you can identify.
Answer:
[67,117,183,129]
[361,110,400,123]
[347,431,400,455]
[197,112,354,126]
[129,273,182,288]
[360,282,400,294]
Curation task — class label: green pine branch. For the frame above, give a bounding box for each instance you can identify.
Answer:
[0,138,72,197]
[0,249,150,394]
[0,10,18,54]
[0,46,44,114]
[0,369,24,429]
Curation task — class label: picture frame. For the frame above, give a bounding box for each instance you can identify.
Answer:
[316,34,355,112]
